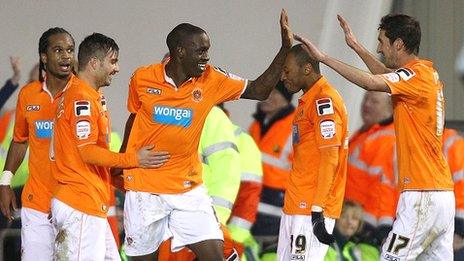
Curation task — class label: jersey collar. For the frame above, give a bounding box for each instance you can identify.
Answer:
[299,75,328,103]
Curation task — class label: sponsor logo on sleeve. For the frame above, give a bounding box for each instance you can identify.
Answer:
[26,105,40,111]
[383,72,400,83]
[316,98,334,116]
[34,120,53,138]
[153,105,193,128]
[213,66,245,81]
[395,68,415,81]
[74,100,90,116]
[76,120,91,140]
[320,120,336,139]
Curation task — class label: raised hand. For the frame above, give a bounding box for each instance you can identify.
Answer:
[0,185,18,221]
[10,56,21,85]
[337,15,360,50]
[280,9,293,49]
[136,145,170,169]
[293,33,327,62]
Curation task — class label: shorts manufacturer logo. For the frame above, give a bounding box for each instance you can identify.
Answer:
[290,254,305,260]
[34,120,53,138]
[384,254,399,261]
[153,106,193,127]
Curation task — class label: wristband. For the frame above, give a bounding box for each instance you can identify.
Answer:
[311,205,323,212]
[0,170,13,186]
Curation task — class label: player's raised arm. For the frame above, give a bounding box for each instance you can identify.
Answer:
[241,9,293,100]
[337,15,392,74]
[293,33,390,93]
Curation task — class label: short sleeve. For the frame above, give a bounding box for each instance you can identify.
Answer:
[68,93,100,147]
[313,96,344,148]
[127,72,141,113]
[381,67,421,98]
[13,89,29,142]
[211,67,247,104]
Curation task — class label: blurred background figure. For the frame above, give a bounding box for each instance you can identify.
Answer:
[324,201,379,261]
[0,57,21,111]
[345,91,396,244]
[249,81,295,260]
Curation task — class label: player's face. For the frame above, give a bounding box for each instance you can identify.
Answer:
[361,91,391,126]
[336,207,362,238]
[377,29,398,69]
[42,33,75,80]
[281,53,305,93]
[259,89,289,114]
[181,32,210,77]
[97,50,119,87]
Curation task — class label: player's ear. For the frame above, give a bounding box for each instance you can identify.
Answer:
[177,46,185,58]
[304,64,312,75]
[89,57,99,70]
[40,53,47,65]
[394,38,404,51]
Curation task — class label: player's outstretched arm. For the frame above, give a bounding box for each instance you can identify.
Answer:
[78,144,170,169]
[294,33,390,93]
[337,15,391,74]
[241,9,292,101]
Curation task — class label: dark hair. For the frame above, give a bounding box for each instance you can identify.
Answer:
[289,44,320,74]
[38,27,74,82]
[166,23,206,55]
[78,33,119,71]
[379,14,421,55]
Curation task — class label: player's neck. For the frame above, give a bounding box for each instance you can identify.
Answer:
[46,75,71,97]
[302,74,322,93]
[77,71,100,91]
[165,61,189,87]
[397,54,419,68]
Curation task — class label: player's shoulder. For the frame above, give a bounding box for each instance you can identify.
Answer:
[132,63,161,78]
[205,65,244,81]
[318,84,344,106]
[19,80,42,96]
[65,77,96,101]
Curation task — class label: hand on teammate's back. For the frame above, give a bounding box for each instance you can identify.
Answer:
[136,145,170,169]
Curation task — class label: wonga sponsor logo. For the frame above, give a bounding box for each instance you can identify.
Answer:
[153,106,193,127]
[35,120,53,138]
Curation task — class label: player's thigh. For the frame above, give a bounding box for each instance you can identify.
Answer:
[123,191,171,257]
[21,207,55,261]
[51,198,109,260]
[166,185,223,252]
[381,191,454,261]
[104,221,121,260]
[417,191,455,261]
[277,213,334,261]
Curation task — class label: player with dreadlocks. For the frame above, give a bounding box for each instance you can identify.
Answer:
[0,27,75,260]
